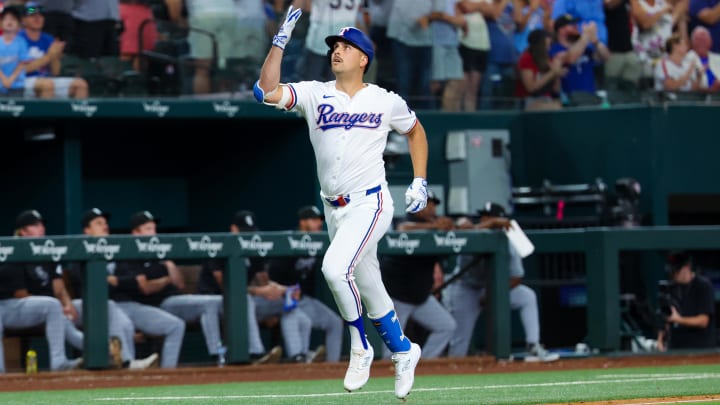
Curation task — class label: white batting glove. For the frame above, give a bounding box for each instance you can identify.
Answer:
[405,177,428,213]
[272,6,303,50]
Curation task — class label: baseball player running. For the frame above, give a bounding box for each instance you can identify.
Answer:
[254,6,429,400]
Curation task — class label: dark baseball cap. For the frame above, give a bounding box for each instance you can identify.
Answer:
[129,210,159,229]
[666,250,692,274]
[232,210,258,231]
[554,14,580,31]
[477,202,507,218]
[15,209,45,229]
[427,189,441,205]
[297,205,324,220]
[24,2,43,16]
[81,207,111,228]
[1,5,22,21]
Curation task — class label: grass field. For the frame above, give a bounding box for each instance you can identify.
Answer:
[2,364,720,404]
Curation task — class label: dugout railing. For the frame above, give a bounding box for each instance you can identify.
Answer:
[1,226,719,370]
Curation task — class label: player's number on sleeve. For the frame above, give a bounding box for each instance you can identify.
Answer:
[330,0,355,10]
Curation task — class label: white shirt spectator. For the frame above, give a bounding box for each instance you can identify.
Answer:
[654,53,704,91]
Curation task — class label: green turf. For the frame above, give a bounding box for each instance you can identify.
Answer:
[1,364,720,404]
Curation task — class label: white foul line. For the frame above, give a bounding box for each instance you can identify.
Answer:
[94,373,720,402]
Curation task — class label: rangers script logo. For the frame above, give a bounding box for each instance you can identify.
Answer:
[315,104,383,131]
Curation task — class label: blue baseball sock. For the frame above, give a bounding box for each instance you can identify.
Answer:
[346,317,369,350]
[371,310,411,353]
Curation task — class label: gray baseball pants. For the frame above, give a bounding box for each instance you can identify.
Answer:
[72,298,136,362]
[116,301,186,368]
[0,296,76,372]
[253,295,312,358]
[297,296,343,362]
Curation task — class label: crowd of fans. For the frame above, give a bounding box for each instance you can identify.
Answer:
[0,0,718,108]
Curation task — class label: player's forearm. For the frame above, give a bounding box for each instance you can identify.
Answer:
[257,46,284,98]
[674,313,710,328]
[406,122,428,179]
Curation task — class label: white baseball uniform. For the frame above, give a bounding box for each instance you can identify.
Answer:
[285,79,418,323]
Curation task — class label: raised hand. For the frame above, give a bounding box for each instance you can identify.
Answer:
[405,177,428,213]
[273,6,303,50]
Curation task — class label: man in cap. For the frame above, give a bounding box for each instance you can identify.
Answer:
[442,202,559,362]
[195,210,286,365]
[266,205,344,363]
[0,209,83,372]
[19,2,89,99]
[379,189,457,359]
[549,13,610,97]
[107,211,188,368]
[63,208,159,369]
[656,251,716,351]
[254,6,428,398]
[229,210,314,363]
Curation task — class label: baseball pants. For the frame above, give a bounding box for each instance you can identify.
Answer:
[383,296,457,359]
[297,296,344,362]
[116,301,185,368]
[444,282,541,357]
[0,296,76,372]
[72,298,136,362]
[322,186,395,323]
[160,294,223,356]
[253,295,312,358]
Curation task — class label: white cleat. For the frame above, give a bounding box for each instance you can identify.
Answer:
[392,343,421,400]
[129,352,159,370]
[343,344,374,392]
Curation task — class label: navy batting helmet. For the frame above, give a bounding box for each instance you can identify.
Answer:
[325,27,374,73]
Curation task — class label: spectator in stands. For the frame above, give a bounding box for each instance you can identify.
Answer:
[442,202,559,362]
[0,5,30,98]
[515,28,565,110]
[266,205,344,363]
[118,0,158,72]
[33,0,75,46]
[654,33,705,92]
[459,0,519,110]
[604,0,643,90]
[379,190,457,359]
[689,0,720,54]
[656,251,716,351]
[429,0,466,111]
[552,0,608,45]
[293,0,366,83]
[549,14,610,100]
[230,210,315,363]
[688,25,720,91]
[513,0,553,54]
[455,0,491,111]
[20,2,89,99]
[631,0,688,87]
[367,0,396,91]
[165,0,247,94]
[230,0,272,92]
[0,214,83,372]
[68,0,121,58]
[64,208,159,370]
[387,0,436,109]
[115,210,232,365]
